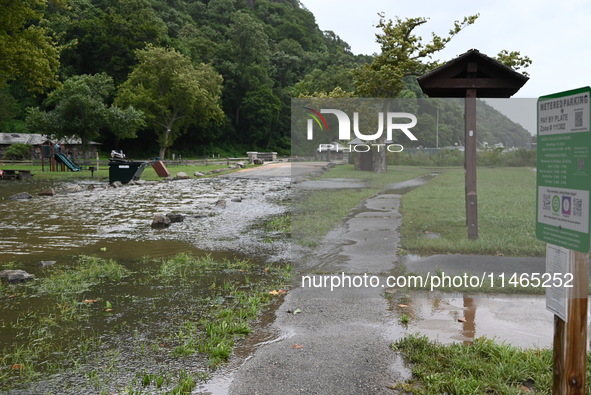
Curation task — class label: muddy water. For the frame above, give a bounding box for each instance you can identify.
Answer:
[389,291,591,349]
[0,176,292,393]
[0,177,291,264]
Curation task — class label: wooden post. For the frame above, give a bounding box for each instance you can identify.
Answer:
[465,85,478,240]
[553,251,588,394]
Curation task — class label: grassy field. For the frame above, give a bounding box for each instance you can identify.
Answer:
[400,167,545,257]
[0,162,245,181]
[292,165,431,248]
[295,164,544,256]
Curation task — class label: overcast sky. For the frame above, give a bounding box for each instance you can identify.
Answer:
[301,0,590,134]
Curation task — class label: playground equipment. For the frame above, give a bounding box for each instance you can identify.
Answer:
[54,153,81,171]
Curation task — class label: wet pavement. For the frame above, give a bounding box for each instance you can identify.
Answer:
[226,169,562,395]
[0,163,564,394]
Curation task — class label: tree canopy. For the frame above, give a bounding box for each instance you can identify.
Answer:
[26,73,145,146]
[1,0,532,157]
[116,45,224,158]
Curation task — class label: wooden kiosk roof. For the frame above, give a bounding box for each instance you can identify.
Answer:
[417,49,528,98]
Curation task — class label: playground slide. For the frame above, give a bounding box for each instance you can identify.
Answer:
[55,153,82,172]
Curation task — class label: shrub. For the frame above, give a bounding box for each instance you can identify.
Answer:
[3,143,32,160]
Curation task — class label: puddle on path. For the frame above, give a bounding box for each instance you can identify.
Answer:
[388,291,586,349]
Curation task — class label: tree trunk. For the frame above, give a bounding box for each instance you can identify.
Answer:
[373,100,390,173]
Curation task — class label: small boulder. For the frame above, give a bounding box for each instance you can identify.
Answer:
[8,192,33,200]
[62,185,84,193]
[166,213,184,223]
[38,188,55,197]
[236,162,246,168]
[231,197,242,203]
[175,172,190,180]
[0,269,35,283]
[194,172,205,177]
[214,199,226,209]
[253,159,264,165]
[111,181,123,188]
[38,261,56,267]
[151,214,172,229]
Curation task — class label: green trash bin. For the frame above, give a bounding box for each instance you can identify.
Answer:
[108,159,149,184]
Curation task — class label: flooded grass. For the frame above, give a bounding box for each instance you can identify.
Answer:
[0,253,291,394]
[391,334,560,394]
[400,167,546,257]
[293,165,431,248]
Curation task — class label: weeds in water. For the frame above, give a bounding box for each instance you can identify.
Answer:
[1,253,290,392]
[34,255,130,296]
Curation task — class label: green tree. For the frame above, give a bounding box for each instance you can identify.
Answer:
[353,13,531,172]
[354,14,480,98]
[26,73,145,146]
[116,45,224,158]
[0,0,63,92]
[59,0,168,84]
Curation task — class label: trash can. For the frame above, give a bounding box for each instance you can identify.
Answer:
[108,159,149,184]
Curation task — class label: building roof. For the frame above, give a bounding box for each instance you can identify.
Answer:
[0,133,101,146]
[417,49,529,98]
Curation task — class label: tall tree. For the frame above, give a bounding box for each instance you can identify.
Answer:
[116,45,224,158]
[26,73,145,146]
[0,0,63,92]
[352,14,529,172]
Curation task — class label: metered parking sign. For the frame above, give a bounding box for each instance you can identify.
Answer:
[536,87,591,252]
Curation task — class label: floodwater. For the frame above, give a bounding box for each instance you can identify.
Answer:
[0,176,292,394]
[0,177,291,264]
[388,291,571,349]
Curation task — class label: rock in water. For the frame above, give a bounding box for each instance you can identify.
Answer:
[38,188,55,196]
[166,213,184,223]
[8,192,33,200]
[0,270,35,283]
[151,214,172,229]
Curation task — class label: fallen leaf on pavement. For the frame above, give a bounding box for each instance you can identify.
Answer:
[293,308,302,315]
[292,344,303,349]
[458,317,466,323]
[398,304,408,308]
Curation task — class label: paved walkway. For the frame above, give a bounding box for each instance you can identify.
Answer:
[219,165,546,394]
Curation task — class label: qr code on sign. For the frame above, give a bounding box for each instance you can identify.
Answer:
[573,198,583,217]
[575,110,583,128]
[543,194,551,211]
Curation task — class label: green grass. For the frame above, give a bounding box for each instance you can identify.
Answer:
[391,334,579,394]
[34,255,131,297]
[400,167,545,256]
[293,165,431,248]
[0,163,249,181]
[155,253,291,367]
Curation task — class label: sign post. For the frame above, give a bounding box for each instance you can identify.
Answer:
[537,87,591,394]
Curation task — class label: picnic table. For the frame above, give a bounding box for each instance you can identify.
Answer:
[0,169,33,180]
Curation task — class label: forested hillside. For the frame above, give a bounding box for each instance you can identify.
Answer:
[0,0,532,157]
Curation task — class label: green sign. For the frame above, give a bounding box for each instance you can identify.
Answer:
[536,87,591,252]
